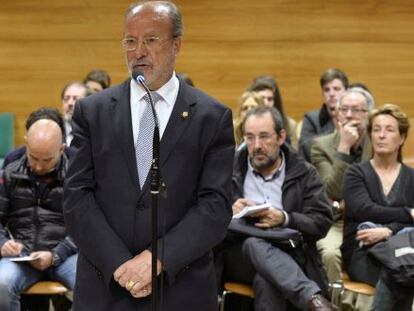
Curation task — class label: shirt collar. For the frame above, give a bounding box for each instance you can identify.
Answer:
[130,72,179,107]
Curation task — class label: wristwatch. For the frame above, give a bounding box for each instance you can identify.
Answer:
[51,252,62,267]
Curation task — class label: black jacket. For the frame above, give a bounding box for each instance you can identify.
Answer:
[63,78,234,310]
[0,154,77,262]
[233,144,333,242]
[232,144,333,295]
[299,104,335,162]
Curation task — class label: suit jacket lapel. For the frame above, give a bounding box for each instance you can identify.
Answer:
[159,83,195,167]
[362,136,372,160]
[110,80,140,191]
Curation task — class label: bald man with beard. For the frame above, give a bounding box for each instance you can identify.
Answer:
[0,119,77,311]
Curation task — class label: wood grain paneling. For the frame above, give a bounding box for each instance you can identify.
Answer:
[1,0,414,146]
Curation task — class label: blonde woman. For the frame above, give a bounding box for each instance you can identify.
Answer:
[233,91,265,147]
[342,104,414,310]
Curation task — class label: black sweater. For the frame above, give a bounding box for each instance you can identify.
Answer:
[341,160,414,270]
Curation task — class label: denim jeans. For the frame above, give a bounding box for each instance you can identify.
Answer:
[0,254,77,311]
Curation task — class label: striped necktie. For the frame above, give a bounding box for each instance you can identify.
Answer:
[136,92,162,188]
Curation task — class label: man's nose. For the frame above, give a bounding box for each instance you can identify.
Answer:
[254,138,262,149]
[34,164,44,173]
[133,41,149,57]
[345,109,353,118]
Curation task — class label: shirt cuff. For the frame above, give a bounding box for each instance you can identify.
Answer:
[281,211,289,227]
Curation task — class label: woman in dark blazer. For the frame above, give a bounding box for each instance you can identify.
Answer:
[341,104,414,310]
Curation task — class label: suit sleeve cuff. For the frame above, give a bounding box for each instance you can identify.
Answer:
[335,151,355,164]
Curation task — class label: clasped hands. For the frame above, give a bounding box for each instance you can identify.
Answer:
[232,198,285,228]
[113,250,162,298]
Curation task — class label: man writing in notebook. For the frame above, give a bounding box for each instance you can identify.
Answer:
[0,117,77,311]
[222,106,336,310]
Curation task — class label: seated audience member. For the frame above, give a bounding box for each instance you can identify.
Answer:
[299,68,349,161]
[83,69,111,93]
[2,107,71,169]
[233,91,265,147]
[177,72,195,87]
[61,81,88,145]
[0,119,78,311]
[248,75,298,148]
[220,106,336,310]
[310,87,374,284]
[341,104,414,310]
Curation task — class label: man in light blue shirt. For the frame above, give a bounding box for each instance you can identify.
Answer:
[221,106,335,311]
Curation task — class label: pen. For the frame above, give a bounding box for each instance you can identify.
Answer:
[6,227,15,241]
[6,227,26,257]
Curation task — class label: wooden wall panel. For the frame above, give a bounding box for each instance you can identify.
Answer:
[1,0,414,146]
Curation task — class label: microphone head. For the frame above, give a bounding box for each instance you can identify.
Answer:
[132,70,145,84]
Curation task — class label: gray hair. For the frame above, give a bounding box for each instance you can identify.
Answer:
[337,87,375,111]
[125,1,183,38]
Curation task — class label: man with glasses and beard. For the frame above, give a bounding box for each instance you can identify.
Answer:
[221,106,336,310]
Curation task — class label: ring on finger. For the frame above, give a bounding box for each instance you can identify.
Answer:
[126,280,136,291]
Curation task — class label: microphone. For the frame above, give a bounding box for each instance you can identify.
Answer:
[132,71,159,129]
[132,70,145,84]
[132,69,163,311]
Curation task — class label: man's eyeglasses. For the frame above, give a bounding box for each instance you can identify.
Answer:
[62,95,82,103]
[121,36,171,51]
[244,133,276,144]
[338,106,367,115]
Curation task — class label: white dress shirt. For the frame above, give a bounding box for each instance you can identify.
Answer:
[130,73,179,145]
[65,120,73,146]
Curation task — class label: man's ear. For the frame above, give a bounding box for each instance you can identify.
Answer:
[60,143,65,155]
[172,36,182,56]
[277,129,287,145]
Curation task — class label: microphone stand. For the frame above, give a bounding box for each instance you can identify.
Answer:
[136,76,166,311]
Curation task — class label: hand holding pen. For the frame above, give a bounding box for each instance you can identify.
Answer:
[1,228,24,257]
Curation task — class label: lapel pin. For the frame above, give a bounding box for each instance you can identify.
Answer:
[181,111,189,119]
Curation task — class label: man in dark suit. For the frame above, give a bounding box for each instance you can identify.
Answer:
[63,1,234,310]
